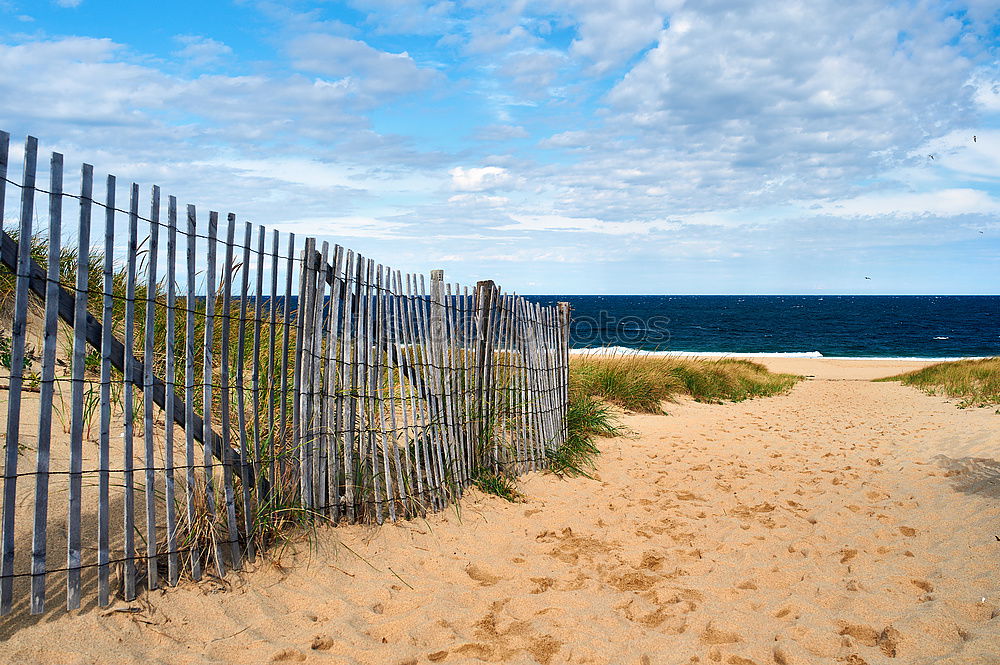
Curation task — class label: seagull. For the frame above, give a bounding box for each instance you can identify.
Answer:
[928,154,935,160]
[865,276,872,280]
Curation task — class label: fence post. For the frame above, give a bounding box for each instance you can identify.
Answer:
[473,280,496,470]
[557,302,571,447]
[428,270,454,491]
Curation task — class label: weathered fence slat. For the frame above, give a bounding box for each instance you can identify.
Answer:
[184,204,202,582]
[219,214,241,570]
[164,196,180,586]
[267,230,280,502]
[202,211,226,578]
[98,175,115,605]
[1,134,37,615]
[252,225,265,506]
[297,237,315,510]
[29,149,62,614]
[122,183,139,600]
[143,184,160,591]
[325,246,344,520]
[66,162,92,609]
[235,222,255,559]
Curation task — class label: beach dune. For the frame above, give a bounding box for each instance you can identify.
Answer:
[3,358,999,665]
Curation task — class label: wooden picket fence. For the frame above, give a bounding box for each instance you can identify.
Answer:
[0,131,570,618]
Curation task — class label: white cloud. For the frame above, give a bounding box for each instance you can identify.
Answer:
[275,216,410,239]
[173,35,232,67]
[498,214,680,235]
[447,193,510,206]
[287,33,438,96]
[54,0,82,7]
[562,0,681,74]
[810,189,1000,218]
[449,166,516,191]
[474,124,529,141]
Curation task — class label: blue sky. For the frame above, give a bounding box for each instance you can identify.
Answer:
[1,0,998,294]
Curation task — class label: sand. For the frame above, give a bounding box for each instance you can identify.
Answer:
[3,358,999,665]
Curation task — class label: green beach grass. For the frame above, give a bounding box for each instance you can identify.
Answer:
[569,353,802,413]
[875,357,1000,408]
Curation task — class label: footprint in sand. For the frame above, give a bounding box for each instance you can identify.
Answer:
[270,648,306,662]
[839,623,879,647]
[700,621,742,645]
[466,563,500,586]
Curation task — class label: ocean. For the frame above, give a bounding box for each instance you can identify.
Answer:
[523,295,1000,359]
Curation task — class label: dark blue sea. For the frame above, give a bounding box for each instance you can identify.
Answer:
[524,296,1000,359]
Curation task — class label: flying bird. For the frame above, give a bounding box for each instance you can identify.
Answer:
[928,154,935,160]
[973,135,977,143]
[865,276,872,280]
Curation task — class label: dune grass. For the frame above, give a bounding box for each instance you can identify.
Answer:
[874,357,1000,408]
[570,353,802,413]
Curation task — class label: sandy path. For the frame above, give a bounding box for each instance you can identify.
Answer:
[4,360,999,665]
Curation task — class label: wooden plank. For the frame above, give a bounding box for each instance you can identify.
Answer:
[251,226,265,504]
[98,176,115,604]
[266,230,279,502]
[557,302,571,447]
[218,214,241,569]
[491,293,508,472]
[473,281,494,474]
[142,184,160,591]
[393,271,424,516]
[66,162,92,609]
[361,259,381,522]
[417,273,448,506]
[402,273,425,508]
[163,195,179,586]
[297,237,315,509]
[493,294,511,471]
[122,182,139,600]
[382,268,409,517]
[427,271,448,496]
[373,265,396,521]
[1,134,36,615]
[313,242,329,510]
[202,211,226,578]
[444,283,466,488]
[234,222,254,559]
[325,246,344,520]
[292,240,308,507]
[184,205,202,581]
[463,287,476,479]
[517,298,542,468]
[340,251,357,521]
[503,296,521,471]
[29,150,63,614]
[278,234,295,504]
[352,255,368,519]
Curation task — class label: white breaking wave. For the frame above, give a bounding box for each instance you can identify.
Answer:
[568,347,824,358]
[568,347,985,362]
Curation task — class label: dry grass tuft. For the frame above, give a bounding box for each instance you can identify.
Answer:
[570,353,801,413]
[875,357,1000,408]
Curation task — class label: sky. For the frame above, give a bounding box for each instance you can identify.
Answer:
[0,0,998,295]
